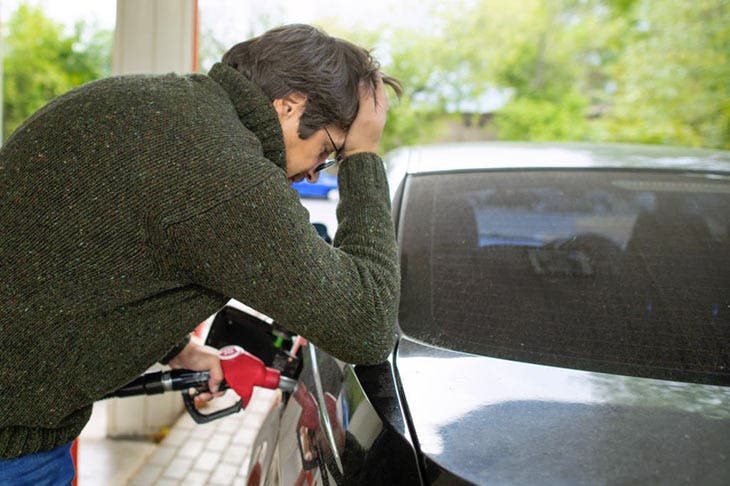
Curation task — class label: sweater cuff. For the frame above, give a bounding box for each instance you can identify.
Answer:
[337,152,389,200]
[159,334,191,365]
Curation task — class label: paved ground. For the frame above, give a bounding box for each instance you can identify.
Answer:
[79,388,279,485]
[78,400,157,485]
[128,389,279,486]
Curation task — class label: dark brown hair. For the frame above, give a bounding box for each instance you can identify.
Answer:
[222,24,402,138]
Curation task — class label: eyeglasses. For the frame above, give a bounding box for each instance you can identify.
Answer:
[315,127,345,173]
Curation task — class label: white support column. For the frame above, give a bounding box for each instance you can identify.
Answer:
[106,0,197,438]
[113,0,197,75]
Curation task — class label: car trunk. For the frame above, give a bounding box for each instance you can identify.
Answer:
[396,337,730,485]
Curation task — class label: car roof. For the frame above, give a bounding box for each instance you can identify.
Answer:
[384,142,730,175]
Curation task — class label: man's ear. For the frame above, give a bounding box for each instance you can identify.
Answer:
[272,92,307,119]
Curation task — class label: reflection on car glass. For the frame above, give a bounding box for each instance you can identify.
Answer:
[613,179,730,193]
[402,170,730,385]
[527,248,593,276]
[462,187,650,250]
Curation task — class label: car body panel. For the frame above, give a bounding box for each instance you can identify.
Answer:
[385,142,730,199]
[273,344,422,485]
[267,142,730,485]
[396,336,730,485]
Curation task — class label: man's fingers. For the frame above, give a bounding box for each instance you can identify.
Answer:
[197,343,224,394]
[192,390,225,403]
[359,76,387,110]
[342,74,389,156]
[207,359,224,394]
[373,75,388,111]
[167,337,224,402]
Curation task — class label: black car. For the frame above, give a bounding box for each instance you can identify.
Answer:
[245,143,730,485]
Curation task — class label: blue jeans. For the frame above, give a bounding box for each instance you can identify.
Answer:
[0,442,75,485]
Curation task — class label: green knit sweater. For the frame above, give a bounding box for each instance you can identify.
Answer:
[0,63,399,458]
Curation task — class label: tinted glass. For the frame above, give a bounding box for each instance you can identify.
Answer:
[398,170,730,385]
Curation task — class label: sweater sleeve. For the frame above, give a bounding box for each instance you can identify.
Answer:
[161,153,400,365]
[159,334,191,365]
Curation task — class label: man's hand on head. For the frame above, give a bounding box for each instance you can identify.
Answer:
[342,75,390,158]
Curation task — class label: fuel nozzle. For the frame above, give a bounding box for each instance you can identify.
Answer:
[105,344,299,424]
[218,345,296,406]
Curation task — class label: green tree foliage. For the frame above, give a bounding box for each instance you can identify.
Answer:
[437,0,623,141]
[496,93,588,141]
[597,0,730,149]
[2,3,112,141]
[446,0,729,148]
[320,0,729,150]
[373,29,451,151]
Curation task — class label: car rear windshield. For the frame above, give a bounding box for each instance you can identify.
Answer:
[398,170,730,385]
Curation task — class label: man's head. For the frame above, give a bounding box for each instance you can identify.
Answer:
[222,24,401,182]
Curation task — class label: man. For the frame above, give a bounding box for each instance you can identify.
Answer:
[0,24,401,481]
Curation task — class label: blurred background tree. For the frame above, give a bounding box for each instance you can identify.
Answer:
[596,0,730,148]
[2,2,111,141]
[2,0,728,150]
[326,0,729,150]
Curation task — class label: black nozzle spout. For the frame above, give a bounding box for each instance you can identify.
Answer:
[105,369,213,399]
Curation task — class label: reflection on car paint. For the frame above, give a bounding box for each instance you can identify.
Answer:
[396,337,730,485]
[275,341,420,485]
[275,343,346,485]
[307,344,344,477]
[248,413,276,485]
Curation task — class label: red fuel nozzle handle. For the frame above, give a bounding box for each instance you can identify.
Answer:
[183,345,297,424]
[182,345,283,423]
[107,345,297,424]
[219,345,281,406]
